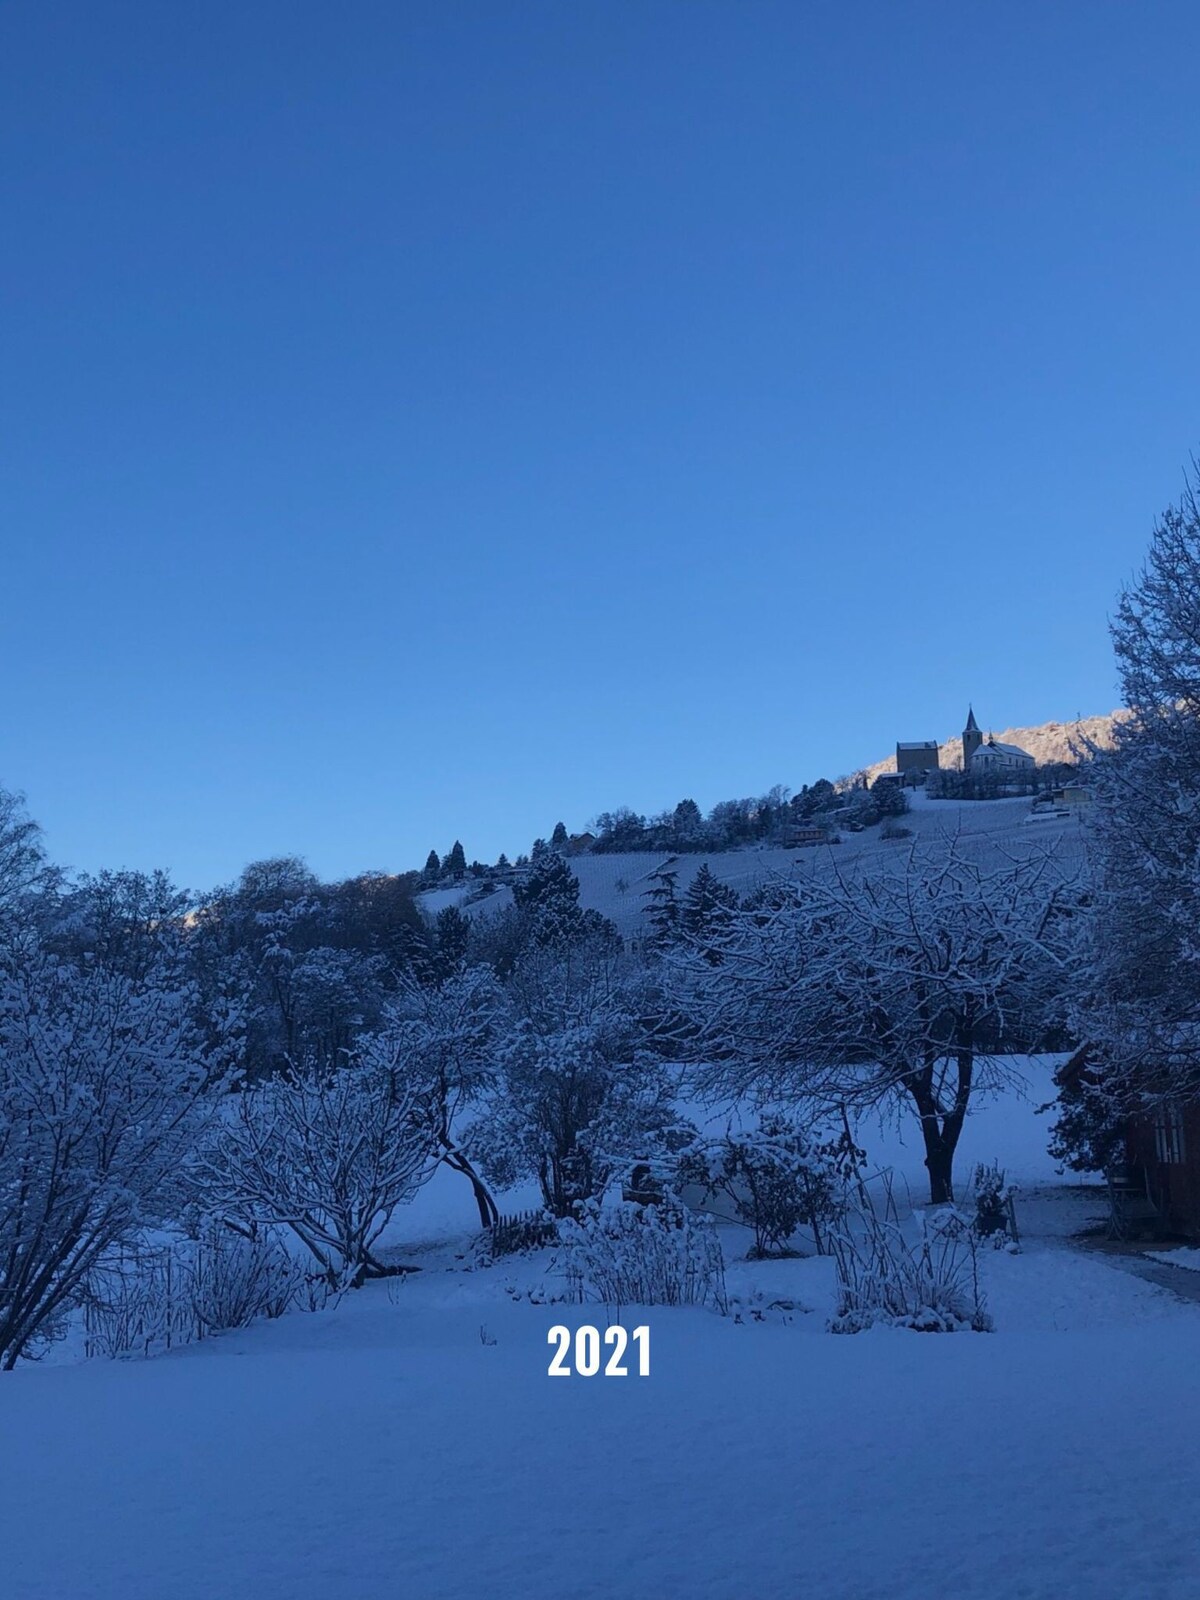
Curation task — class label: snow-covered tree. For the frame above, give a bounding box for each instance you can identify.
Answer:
[671,798,704,848]
[362,966,505,1226]
[641,861,680,950]
[197,1052,439,1288]
[430,903,471,983]
[680,863,739,958]
[1068,464,1200,1119]
[0,786,56,926]
[511,839,618,952]
[0,948,225,1367]
[475,948,687,1217]
[679,841,1077,1202]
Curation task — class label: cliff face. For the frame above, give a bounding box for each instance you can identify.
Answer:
[860,711,1124,783]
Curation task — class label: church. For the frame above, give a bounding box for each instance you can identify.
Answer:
[961,706,1035,773]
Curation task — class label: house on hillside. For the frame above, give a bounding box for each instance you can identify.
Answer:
[895,740,940,776]
[782,822,831,848]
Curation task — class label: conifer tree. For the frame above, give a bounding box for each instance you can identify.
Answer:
[445,840,467,879]
[432,904,471,982]
[551,821,569,848]
[642,862,680,949]
[423,850,441,881]
[680,863,739,959]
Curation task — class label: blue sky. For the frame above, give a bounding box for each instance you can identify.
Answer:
[2,1,1198,891]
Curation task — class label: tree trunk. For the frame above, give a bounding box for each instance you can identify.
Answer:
[922,1128,956,1204]
[439,1138,500,1229]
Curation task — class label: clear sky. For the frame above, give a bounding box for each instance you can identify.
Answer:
[3,1,1199,891]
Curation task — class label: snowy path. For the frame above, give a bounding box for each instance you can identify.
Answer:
[2,1207,1198,1600]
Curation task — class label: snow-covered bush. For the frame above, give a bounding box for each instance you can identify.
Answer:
[879,818,912,842]
[677,1117,861,1256]
[195,1056,439,1289]
[829,1184,991,1334]
[556,1197,727,1314]
[188,1227,305,1332]
[969,1162,1019,1245]
[83,1228,313,1359]
[83,1246,195,1360]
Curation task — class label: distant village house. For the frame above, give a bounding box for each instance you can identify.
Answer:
[895,740,940,775]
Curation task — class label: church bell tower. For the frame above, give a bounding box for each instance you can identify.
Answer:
[962,706,982,770]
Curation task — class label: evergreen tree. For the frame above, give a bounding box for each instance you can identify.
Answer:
[512,839,616,951]
[1070,463,1200,1114]
[424,850,441,882]
[445,840,467,879]
[641,862,680,949]
[870,776,910,818]
[680,862,739,959]
[551,821,569,848]
[432,904,471,981]
[671,798,703,847]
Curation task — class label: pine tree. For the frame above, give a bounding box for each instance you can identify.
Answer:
[671,799,703,847]
[423,850,441,882]
[445,840,467,879]
[551,821,569,848]
[1071,462,1200,1110]
[641,862,680,949]
[432,904,471,981]
[511,839,616,950]
[680,863,738,959]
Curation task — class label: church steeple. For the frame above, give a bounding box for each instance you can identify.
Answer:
[962,705,982,770]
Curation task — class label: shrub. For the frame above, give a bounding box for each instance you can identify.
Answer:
[829,1182,991,1333]
[556,1196,727,1314]
[188,1227,306,1333]
[678,1118,861,1256]
[969,1163,1019,1245]
[83,1228,317,1359]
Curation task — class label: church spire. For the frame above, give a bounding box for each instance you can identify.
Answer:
[964,705,980,733]
[962,705,983,769]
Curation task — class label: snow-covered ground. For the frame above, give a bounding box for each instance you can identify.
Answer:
[421,793,1086,937]
[4,1045,1199,1600]
[1150,1247,1200,1273]
[2,1195,1195,1600]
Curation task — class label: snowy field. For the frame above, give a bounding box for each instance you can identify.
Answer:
[2,1195,1196,1600]
[423,793,1086,937]
[4,1051,1200,1600]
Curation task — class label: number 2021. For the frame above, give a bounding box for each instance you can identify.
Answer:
[547,1324,649,1377]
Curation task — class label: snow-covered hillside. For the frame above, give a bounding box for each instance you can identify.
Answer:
[422,791,1085,938]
